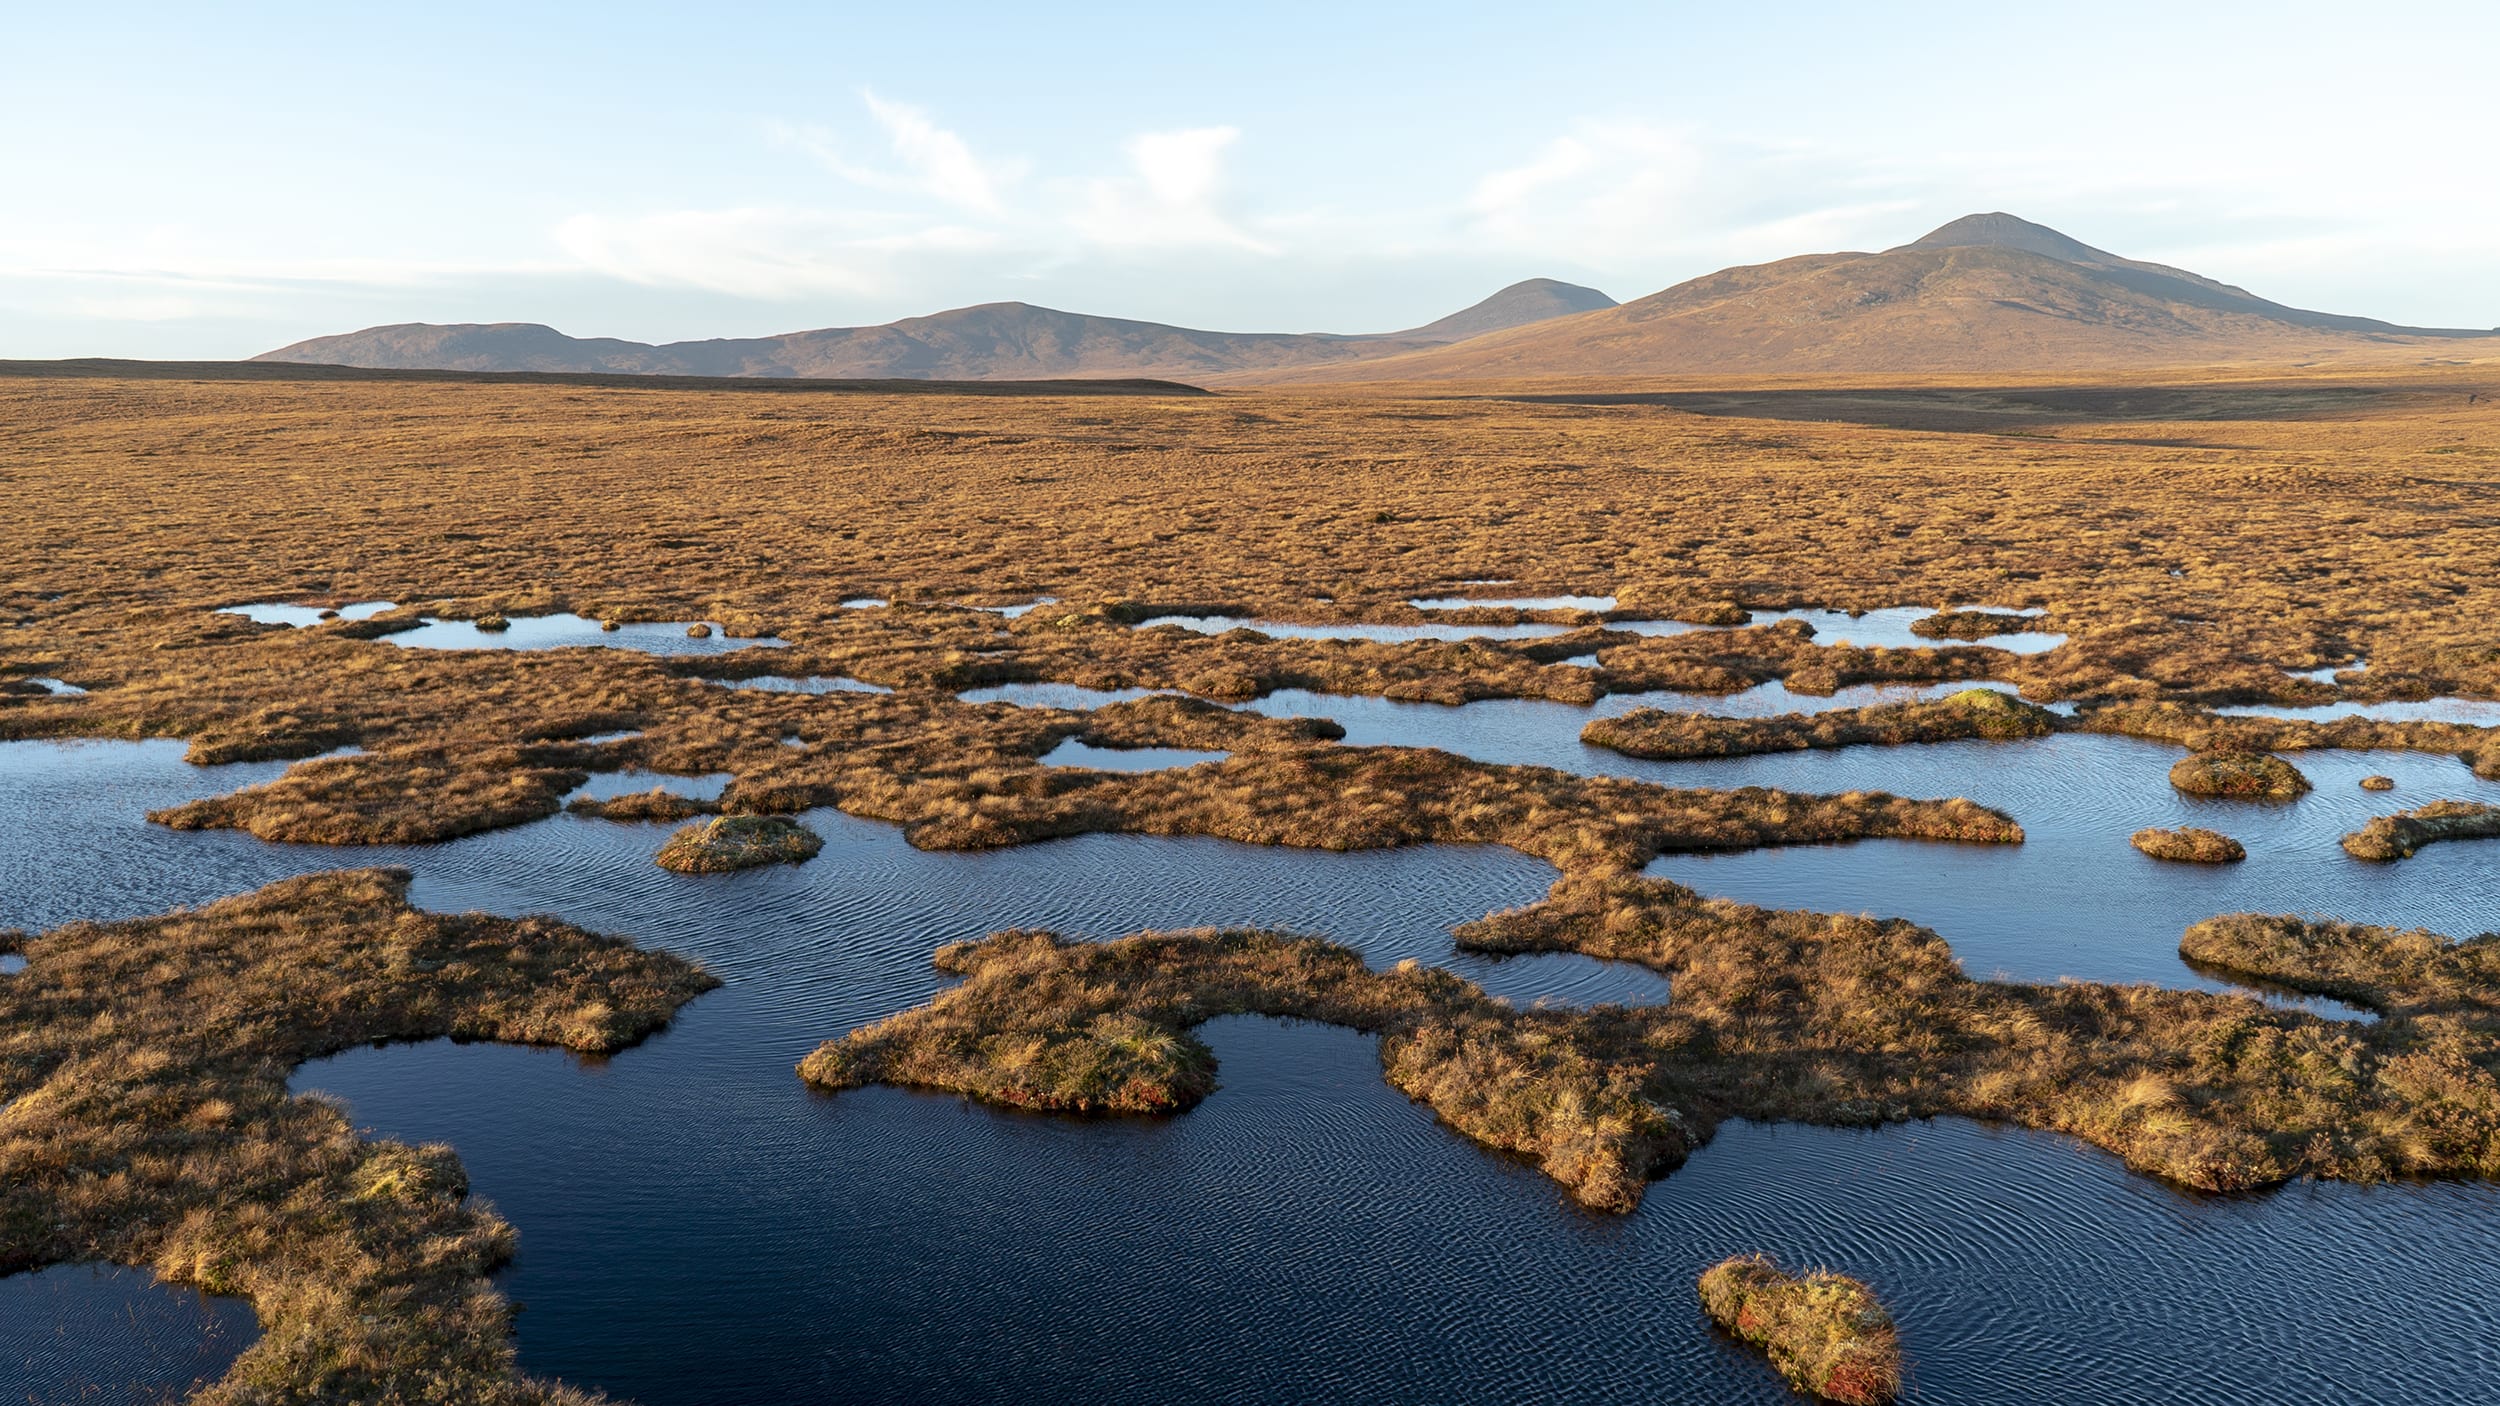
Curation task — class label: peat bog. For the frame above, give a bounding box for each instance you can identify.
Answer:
[5,364,2500,1402]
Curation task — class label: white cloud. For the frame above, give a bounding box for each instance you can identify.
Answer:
[1457,121,1932,271]
[861,92,1015,213]
[551,208,996,299]
[771,93,1022,215]
[1070,126,1273,253]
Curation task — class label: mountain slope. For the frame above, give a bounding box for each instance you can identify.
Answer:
[255,279,1616,380]
[1258,213,2497,380]
[1389,278,1617,341]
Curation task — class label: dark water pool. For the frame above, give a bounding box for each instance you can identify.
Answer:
[1210,691,2496,1011]
[10,706,2500,1401]
[0,1263,257,1403]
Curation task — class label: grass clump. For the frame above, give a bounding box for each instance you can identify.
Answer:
[1910,608,2036,641]
[473,613,511,632]
[2341,799,2500,861]
[2130,826,2246,863]
[1582,687,2056,761]
[799,929,1682,1211]
[2168,750,2311,799]
[2362,774,2396,791]
[655,814,823,872]
[567,786,718,823]
[1699,1255,1901,1405]
[0,868,714,1402]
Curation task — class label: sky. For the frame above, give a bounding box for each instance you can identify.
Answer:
[7,1,2497,358]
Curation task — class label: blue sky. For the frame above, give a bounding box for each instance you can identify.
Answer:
[7,1,2496,356]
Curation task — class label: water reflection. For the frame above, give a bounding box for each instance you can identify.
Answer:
[220,600,396,628]
[1038,739,1229,772]
[1134,615,1575,643]
[383,614,785,656]
[2218,697,2500,726]
[715,675,892,695]
[0,1263,257,1403]
[1410,593,1617,612]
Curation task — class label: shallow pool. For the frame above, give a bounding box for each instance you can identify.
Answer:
[383,614,785,656]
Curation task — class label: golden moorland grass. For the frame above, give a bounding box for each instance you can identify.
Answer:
[2339,800,2500,862]
[808,865,2500,1210]
[1582,687,2057,760]
[2166,750,2313,800]
[653,814,824,872]
[1698,1254,1900,1405]
[0,869,715,1403]
[2130,826,2247,863]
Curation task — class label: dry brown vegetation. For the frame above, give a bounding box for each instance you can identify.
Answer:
[4,363,2499,719]
[809,866,2500,1208]
[2080,702,2500,779]
[800,927,1683,1212]
[2340,800,2500,862]
[2130,826,2247,863]
[2167,750,2313,800]
[0,869,715,1403]
[1583,687,2056,760]
[654,815,823,872]
[1698,1255,1900,1405]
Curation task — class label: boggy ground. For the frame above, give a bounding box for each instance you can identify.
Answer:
[0,868,715,1403]
[2,363,2497,1397]
[811,873,2500,1211]
[2,362,2498,708]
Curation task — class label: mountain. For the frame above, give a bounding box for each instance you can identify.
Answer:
[1387,278,1618,341]
[254,279,1616,381]
[1261,213,2498,380]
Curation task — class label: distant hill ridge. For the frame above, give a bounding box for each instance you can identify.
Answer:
[260,214,2496,380]
[1270,212,2498,380]
[255,279,1619,381]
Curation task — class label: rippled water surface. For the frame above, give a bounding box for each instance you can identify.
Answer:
[2219,696,2500,726]
[0,1263,257,1403]
[10,676,2500,1401]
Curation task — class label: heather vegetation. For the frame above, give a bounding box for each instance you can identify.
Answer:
[1583,686,2055,760]
[0,869,715,1402]
[655,814,824,872]
[808,866,2500,1205]
[799,927,1685,1211]
[2130,826,2246,863]
[2340,800,2500,862]
[1910,608,2038,641]
[2167,750,2313,800]
[1698,1255,1901,1405]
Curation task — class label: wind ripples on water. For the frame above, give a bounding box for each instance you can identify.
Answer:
[10,666,2500,1402]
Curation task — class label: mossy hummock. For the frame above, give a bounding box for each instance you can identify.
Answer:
[2130,826,2246,863]
[656,814,824,872]
[2168,750,2312,800]
[1699,1255,1900,1404]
